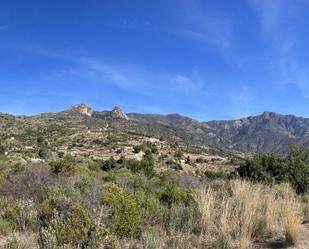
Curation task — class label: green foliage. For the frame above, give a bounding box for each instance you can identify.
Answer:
[0,219,12,236]
[41,187,75,225]
[103,183,142,237]
[101,156,117,171]
[38,147,50,159]
[124,151,154,177]
[287,146,309,193]
[2,202,20,231]
[238,146,309,193]
[204,170,226,180]
[41,203,103,248]
[156,183,191,208]
[86,160,101,172]
[73,164,94,192]
[134,142,158,154]
[238,154,286,183]
[49,160,75,175]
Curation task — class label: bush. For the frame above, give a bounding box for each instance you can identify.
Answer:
[49,160,75,175]
[238,146,309,193]
[134,143,158,154]
[41,187,75,225]
[41,203,103,248]
[101,157,117,171]
[0,164,56,202]
[103,183,142,237]
[204,170,226,180]
[124,151,154,178]
[156,184,191,208]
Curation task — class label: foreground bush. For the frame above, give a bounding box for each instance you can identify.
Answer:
[103,183,142,237]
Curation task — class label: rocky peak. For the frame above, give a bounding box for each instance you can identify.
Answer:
[111,106,128,120]
[69,103,93,117]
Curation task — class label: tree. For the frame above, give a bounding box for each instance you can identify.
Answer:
[287,146,309,193]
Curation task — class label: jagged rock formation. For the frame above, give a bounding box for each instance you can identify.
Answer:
[67,103,93,117]
[111,107,128,120]
[93,106,129,121]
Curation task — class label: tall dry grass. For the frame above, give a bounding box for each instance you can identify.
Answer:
[193,180,303,249]
[192,187,216,233]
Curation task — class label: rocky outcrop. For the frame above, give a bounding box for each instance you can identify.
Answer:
[68,103,93,117]
[111,107,128,120]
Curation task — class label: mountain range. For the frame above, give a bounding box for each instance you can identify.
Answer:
[2,103,309,155]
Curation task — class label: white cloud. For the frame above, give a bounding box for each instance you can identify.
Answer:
[78,58,205,97]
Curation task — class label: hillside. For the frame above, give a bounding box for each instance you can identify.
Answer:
[1,104,309,249]
[129,111,309,154]
[2,104,309,156]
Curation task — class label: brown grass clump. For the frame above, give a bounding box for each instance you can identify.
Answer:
[282,202,301,244]
[192,187,216,233]
[193,180,303,249]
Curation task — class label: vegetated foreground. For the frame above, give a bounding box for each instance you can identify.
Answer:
[0,105,309,248]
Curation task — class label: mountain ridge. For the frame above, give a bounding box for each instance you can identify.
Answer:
[2,103,309,154]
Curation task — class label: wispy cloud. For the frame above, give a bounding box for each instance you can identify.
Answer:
[78,58,205,97]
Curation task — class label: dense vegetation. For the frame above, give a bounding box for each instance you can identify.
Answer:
[238,146,309,193]
[0,143,308,248]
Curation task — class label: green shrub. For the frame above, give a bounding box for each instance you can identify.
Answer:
[238,146,309,193]
[156,184,191,208]
[49,160,75,175]
[41,187,75,225]
[66,203,93,246]
[287,146,309,193]
[87,160,101,172]
[101,157,117,171]
[0,219,13,236]
[204,170,226,180]
[41,203,100,248]
[73,164,94,192]
[103,183,142,237]
[238,154,285,183]
[124,151,154,178]
[134,143,158,154]
[2,202,20,231]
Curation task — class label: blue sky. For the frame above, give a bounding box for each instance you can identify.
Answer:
[1,0,309,120]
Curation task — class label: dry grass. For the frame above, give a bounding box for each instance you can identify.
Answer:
[283,203,301,244]
[193,180,303,249]
[192,187,216,233]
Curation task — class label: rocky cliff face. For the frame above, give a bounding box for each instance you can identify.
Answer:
[111,107,128,120]
[68,103,93,117]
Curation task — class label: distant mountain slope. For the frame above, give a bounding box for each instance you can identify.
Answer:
[2,104,309,154]
[129,111,309,154]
